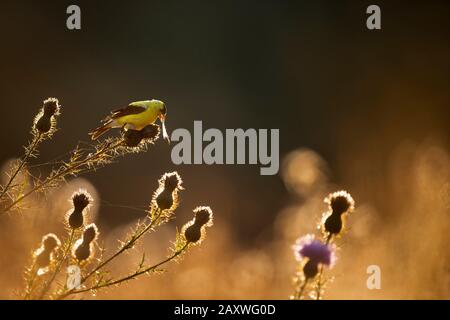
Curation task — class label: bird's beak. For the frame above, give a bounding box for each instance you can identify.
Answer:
[160,114,170,144]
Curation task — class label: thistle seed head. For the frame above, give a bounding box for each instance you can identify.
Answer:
[73,242,91,262]
[35,115,52,133]
[66,190,93,229]
[34,234,61,272]
[67,210,84,229]
[72,224,98,262]
[124,124,160,147]
[72,190,92,211]
[161,171,183,192]
[303,260,319,279]
[34,97,61,134]
[140,124,160,140]
[323,213,343,236]
[42,233,61,251]
[42,98,60,116]
[325,190,355,215]
[83,223,98,243]
[153,172,183,211]
[156,189,174,211]
[183,206,214,244]
[184,223,202,243]
[124,129,144,147]
[192,206,213,227]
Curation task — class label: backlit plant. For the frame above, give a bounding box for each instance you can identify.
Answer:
[0,98,214,299]
[292,190,355,300]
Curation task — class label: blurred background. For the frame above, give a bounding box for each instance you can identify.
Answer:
[0,1,448,299]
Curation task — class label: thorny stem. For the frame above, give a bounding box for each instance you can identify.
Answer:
[315,266,324,300]
[82,208,160,281]
[56,207,163,299]
[0,139,125,215]
[56,242,189,299]
[23,262,38,300]
[295,278,309,300]
[326,233,332,245]
[37,229,76,300]
[0,133,42,202]
[315,233,333,300]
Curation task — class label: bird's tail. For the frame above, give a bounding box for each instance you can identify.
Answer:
[89,122,112,140]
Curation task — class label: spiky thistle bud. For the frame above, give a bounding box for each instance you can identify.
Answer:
[326,190,355,216]
[322,190,355,239]
[183,206,214,244]
[83,224,98,243]
[72,224,98,262]
[34,97,61,134]
[42,98,60,116]
[124,124,160,147]
[303,260,319,279]
[153,172,183,211]
[34,233,61,275]
[192,206,214,227]
[66,190,93,229]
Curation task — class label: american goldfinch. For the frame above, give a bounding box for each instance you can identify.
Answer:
[89,99,169,143]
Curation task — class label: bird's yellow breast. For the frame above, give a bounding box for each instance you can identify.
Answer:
[116,107,159,130]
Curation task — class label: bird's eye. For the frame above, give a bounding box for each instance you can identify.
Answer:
[161,104,167,115]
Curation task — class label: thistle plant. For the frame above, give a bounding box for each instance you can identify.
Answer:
[0,97,161,216]
[183,206,214,244]
[33,234,61,276]
[292,234,335,299]
[322,191,355,243]
[0,97,214,299]
[292,190,355,300]
[23,233,61,299]
[0,98,61,207]
[72,224,99,262]
[21,171,214,300]
[66,191,93,230]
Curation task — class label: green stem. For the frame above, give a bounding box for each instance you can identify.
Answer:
[326,233,332,245]
[295,278,309,300]
[315,233,332,300]
[23,262,39,300]
[315,266,324,300]
[0,133,42,202]
[1,140,124,215]
[56,207,162,299]
[56,242,188,299]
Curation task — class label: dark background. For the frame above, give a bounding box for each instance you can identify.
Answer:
[0,1,448,246]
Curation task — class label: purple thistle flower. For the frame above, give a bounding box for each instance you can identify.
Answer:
[293,234,336,267]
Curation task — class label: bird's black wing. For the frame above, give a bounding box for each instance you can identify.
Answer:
[103,104,147,122]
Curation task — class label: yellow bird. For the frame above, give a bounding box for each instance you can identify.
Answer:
[89,99,169,142]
